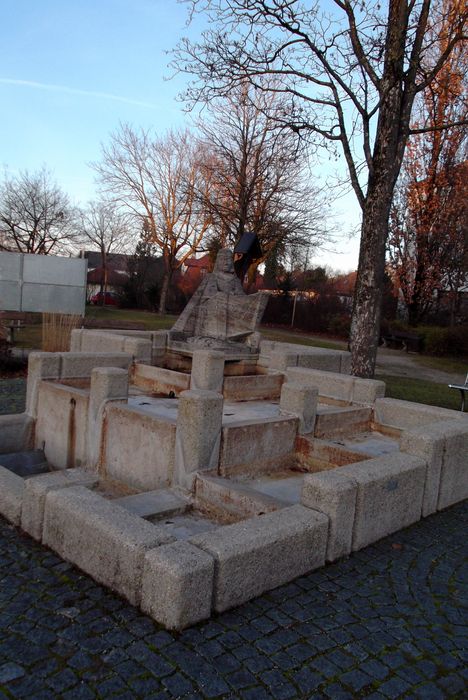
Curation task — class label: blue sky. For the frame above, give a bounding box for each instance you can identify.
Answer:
[0,0,360,271]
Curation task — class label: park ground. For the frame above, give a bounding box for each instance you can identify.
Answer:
[0,308,466,698]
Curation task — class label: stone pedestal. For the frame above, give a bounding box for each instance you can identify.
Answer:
[280,382,318,434]
[190,350,225,392]
[174,390,223,490]
[87,367,129,470]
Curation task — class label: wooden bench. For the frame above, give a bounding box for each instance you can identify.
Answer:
[0,312,27,343]
[382,330,422,353]
[448,373,468,412]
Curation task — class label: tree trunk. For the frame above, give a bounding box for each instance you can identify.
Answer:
[158,269,171,315]
[349,190,391,378]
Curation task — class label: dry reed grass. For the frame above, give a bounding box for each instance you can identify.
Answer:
[42,314,82,352]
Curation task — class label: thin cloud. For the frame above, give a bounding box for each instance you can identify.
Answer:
[0,78,158,109]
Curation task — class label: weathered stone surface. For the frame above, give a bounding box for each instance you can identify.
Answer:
[219,416,298,476]
[298,351,341,372]
[87,367,129,470]
[60,352,131,378]
[400,422,445,516]
[0,465,25,525]
[141,541,215,629]
[174,390,223,489]
[341,453,427,551]
[280,382,318,434]
[190,350,225,392]
[301,470,358,561]
[0,413,34,454]
[352,378,386,405]
[314,406,372,439]
[374,398,468,431]
[35,382,89,470]
[43,486,174,605]
[21,468,98,541]
[222,370,284,401]
[25,352,61,417]
[190,505,328,612]
[80,330,126,354]
[268,351,299,372]
[195,474,286,519]
[286,367,384,406]
[436,422,468,511]
[132,363,191,396]
[123,337,152,364]
[287,367,354,403]
[69,328,83,351]
[115,489,188,519]
[104,404,176,491]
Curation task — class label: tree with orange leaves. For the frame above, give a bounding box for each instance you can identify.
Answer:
[388,0,468,326]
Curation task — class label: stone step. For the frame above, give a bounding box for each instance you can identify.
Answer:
[314,406,372,439]
[0,450,49,478]
[114,489,189,520]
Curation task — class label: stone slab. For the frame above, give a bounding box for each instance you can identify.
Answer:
[341,453,427,551]
[374,398,468,431]
[0,414,35,454]
[0,465,25,526]
[302,470,358,561]
[0,450,48,478]
[190,505,328,612]
[400,422,445,516]
[60,352,131,378]
[21,468,98,541]
[219,416,298,476]
[43,486,174,605]
[104,404,176,491]
[436,422,468,511]
[115,489,188,519]
[141,541,215,629]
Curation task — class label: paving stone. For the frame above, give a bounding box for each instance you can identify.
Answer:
[0,662,25,683]
[162,672,194,696]
[340,668,373,692]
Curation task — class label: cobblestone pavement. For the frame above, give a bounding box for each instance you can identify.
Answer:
[1,378,467,698]
[0,504,466,699]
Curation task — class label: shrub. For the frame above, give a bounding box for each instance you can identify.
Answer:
[418,325,468,357]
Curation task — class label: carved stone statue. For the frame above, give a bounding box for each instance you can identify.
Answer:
[170,248,268,355]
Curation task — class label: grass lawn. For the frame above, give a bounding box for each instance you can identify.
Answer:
[377,373,462,411]
[85,306,177,330]
[261,326,346,350]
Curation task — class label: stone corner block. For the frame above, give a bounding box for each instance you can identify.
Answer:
[141,541,215,630]
[0,465,25,526]
[301,470,358,562]
[342,453,427,551]
[43,486,174,606]
[352,378,386,405]
[280,382,318,434]
[190,505,328,613]
[21,468,98,541]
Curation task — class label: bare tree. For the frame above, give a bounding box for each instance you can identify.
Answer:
[388,1,468,325]
[198,83,326,279]
[79,201,132,303]
[173,0,468,376]
[0,166,76,255]
[94,126,212,314]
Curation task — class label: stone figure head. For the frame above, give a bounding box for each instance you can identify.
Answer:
[213,248,235,275]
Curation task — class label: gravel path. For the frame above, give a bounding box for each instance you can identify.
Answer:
[375,349,464,385]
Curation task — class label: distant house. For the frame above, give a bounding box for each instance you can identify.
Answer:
[179,254,212,296]
[79,250,164,300]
